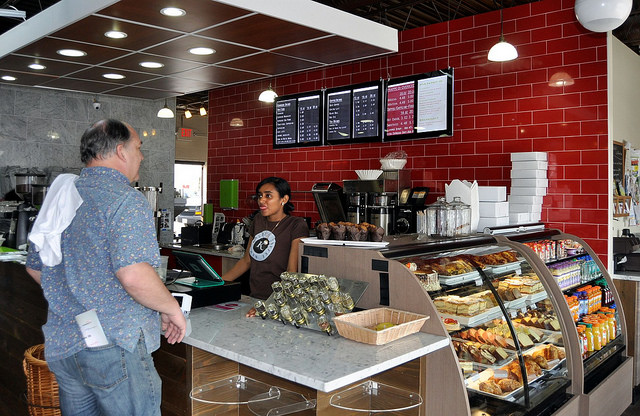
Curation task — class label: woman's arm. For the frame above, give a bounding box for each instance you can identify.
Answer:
[286,237,304,272]
[221,236,253,281]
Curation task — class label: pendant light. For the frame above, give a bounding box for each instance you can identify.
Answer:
[575,0,632,32]
[488,2,518,62]
[157,99,174,118]
[184,109,192,118]
[199,103,207,116]
[259,83,278,103]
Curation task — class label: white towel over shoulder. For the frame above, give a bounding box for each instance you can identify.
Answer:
[28,174,83,267]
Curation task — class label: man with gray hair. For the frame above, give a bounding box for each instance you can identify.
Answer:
[26,119,185,415]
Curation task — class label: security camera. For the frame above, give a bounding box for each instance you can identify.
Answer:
[93,100,101,110]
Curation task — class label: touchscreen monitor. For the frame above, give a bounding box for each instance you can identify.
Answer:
[172,251,224,288]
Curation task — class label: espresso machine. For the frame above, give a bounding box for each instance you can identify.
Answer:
[343,170,411,235]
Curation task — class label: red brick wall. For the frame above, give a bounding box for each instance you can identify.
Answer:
[207,0,608,259]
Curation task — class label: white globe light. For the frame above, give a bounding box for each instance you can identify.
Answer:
[488,40,518,62]
[575,0,632,32]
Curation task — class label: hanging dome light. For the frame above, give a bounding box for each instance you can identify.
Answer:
[488,36,518,62]
[548,71,575,87]
[488,5,518,62]
[157,100,174,118]
[259,84,278,103]
[575,0,632,32]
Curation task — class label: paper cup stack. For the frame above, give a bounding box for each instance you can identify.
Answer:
[508,152,548,224]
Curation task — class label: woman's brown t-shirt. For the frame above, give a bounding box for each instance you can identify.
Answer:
[248,215,309,299]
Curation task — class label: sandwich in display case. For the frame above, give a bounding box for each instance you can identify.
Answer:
[299,228,632,416]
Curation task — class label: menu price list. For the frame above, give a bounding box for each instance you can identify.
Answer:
[353,85,379,138]
[385,81,415,136]
[274,98,297,146]
[327,90,351,141]
[298,95,321,144]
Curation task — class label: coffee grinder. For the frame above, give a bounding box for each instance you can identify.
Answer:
[346,192,368,224]
[395,187,429,234]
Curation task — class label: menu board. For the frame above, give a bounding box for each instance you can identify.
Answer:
[385,81,415,136]
[327,90,351,141]
[325,80,382,145]
[298,94,321,143]
[353,84,380,139]
[274,98,296,146]
[384,68,454,142]
[273,91,323,149]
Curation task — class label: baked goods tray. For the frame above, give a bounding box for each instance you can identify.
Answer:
[503,297,527,312]
[438,270,482,286]
[522,344,566,373]
[485,261,523,274]
[524,291,548,305]
[454,348,516,370]
[301,237,388,248]
[465,366,544,400]
[439,306,502,327]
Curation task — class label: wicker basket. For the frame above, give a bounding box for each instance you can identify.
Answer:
[23,344,61,416]
[333,308,429,345]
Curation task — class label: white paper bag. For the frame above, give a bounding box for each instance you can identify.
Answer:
[445,180,480,232]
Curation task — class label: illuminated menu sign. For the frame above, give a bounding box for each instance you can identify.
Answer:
[327,90,351,141]
[385,81,415,136]
[353,85,380,138]
[416,75,448,133]
[274,98,296,146]
[298,94,321,143]
[383,69,453,141]
[273,92,323,148]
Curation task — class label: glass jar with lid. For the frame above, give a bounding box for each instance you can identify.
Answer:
[426,197,447,236]
[449,196,471,236]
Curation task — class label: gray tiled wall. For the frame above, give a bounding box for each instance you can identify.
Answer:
[0,84,177,243]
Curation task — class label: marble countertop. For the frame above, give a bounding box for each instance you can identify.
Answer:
[161,243,244,259]
[183,297,449,393]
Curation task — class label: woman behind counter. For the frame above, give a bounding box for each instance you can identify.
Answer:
[222,177,309,300]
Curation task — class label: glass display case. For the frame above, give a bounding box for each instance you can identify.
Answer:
[387,243,572,415]
[500,231,627,397]
[299,227,632,416]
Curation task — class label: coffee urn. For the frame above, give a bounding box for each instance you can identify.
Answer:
[346,192,368,224]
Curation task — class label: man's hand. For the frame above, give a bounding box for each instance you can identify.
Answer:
[161,311,187,344]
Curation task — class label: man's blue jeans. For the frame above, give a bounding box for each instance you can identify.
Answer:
[47,334,161,416]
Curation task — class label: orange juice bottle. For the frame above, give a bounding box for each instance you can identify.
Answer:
[581,323,594,352]
[606,313,617,340]
[586,319,601,350]
[598,318,609,345]
[577,326,587,357]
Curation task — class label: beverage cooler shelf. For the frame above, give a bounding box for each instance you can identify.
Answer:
[329,381,423,413]
[190,375,316,415]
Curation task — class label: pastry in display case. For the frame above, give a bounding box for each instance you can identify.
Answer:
[393,245,571,414]
[299,228,632,416]
[502,232,628,398]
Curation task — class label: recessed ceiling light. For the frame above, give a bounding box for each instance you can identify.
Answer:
[57,49,87,57]
[189,47,215,56]
[160,7,186,17]
[139,61,164,69]
[28,63,46,70]
[105,30,127,39]
[103,73,125,80]
[1,75,16,81]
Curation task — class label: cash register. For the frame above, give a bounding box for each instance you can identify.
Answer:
[166,250,241,308]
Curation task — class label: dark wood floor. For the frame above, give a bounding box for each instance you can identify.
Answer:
[621,386,640,416]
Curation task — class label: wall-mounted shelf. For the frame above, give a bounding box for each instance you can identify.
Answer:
[614,195,632,217]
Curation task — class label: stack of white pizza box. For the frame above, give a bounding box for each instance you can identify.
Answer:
[477,186,509,232]
[509,152,548,224]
